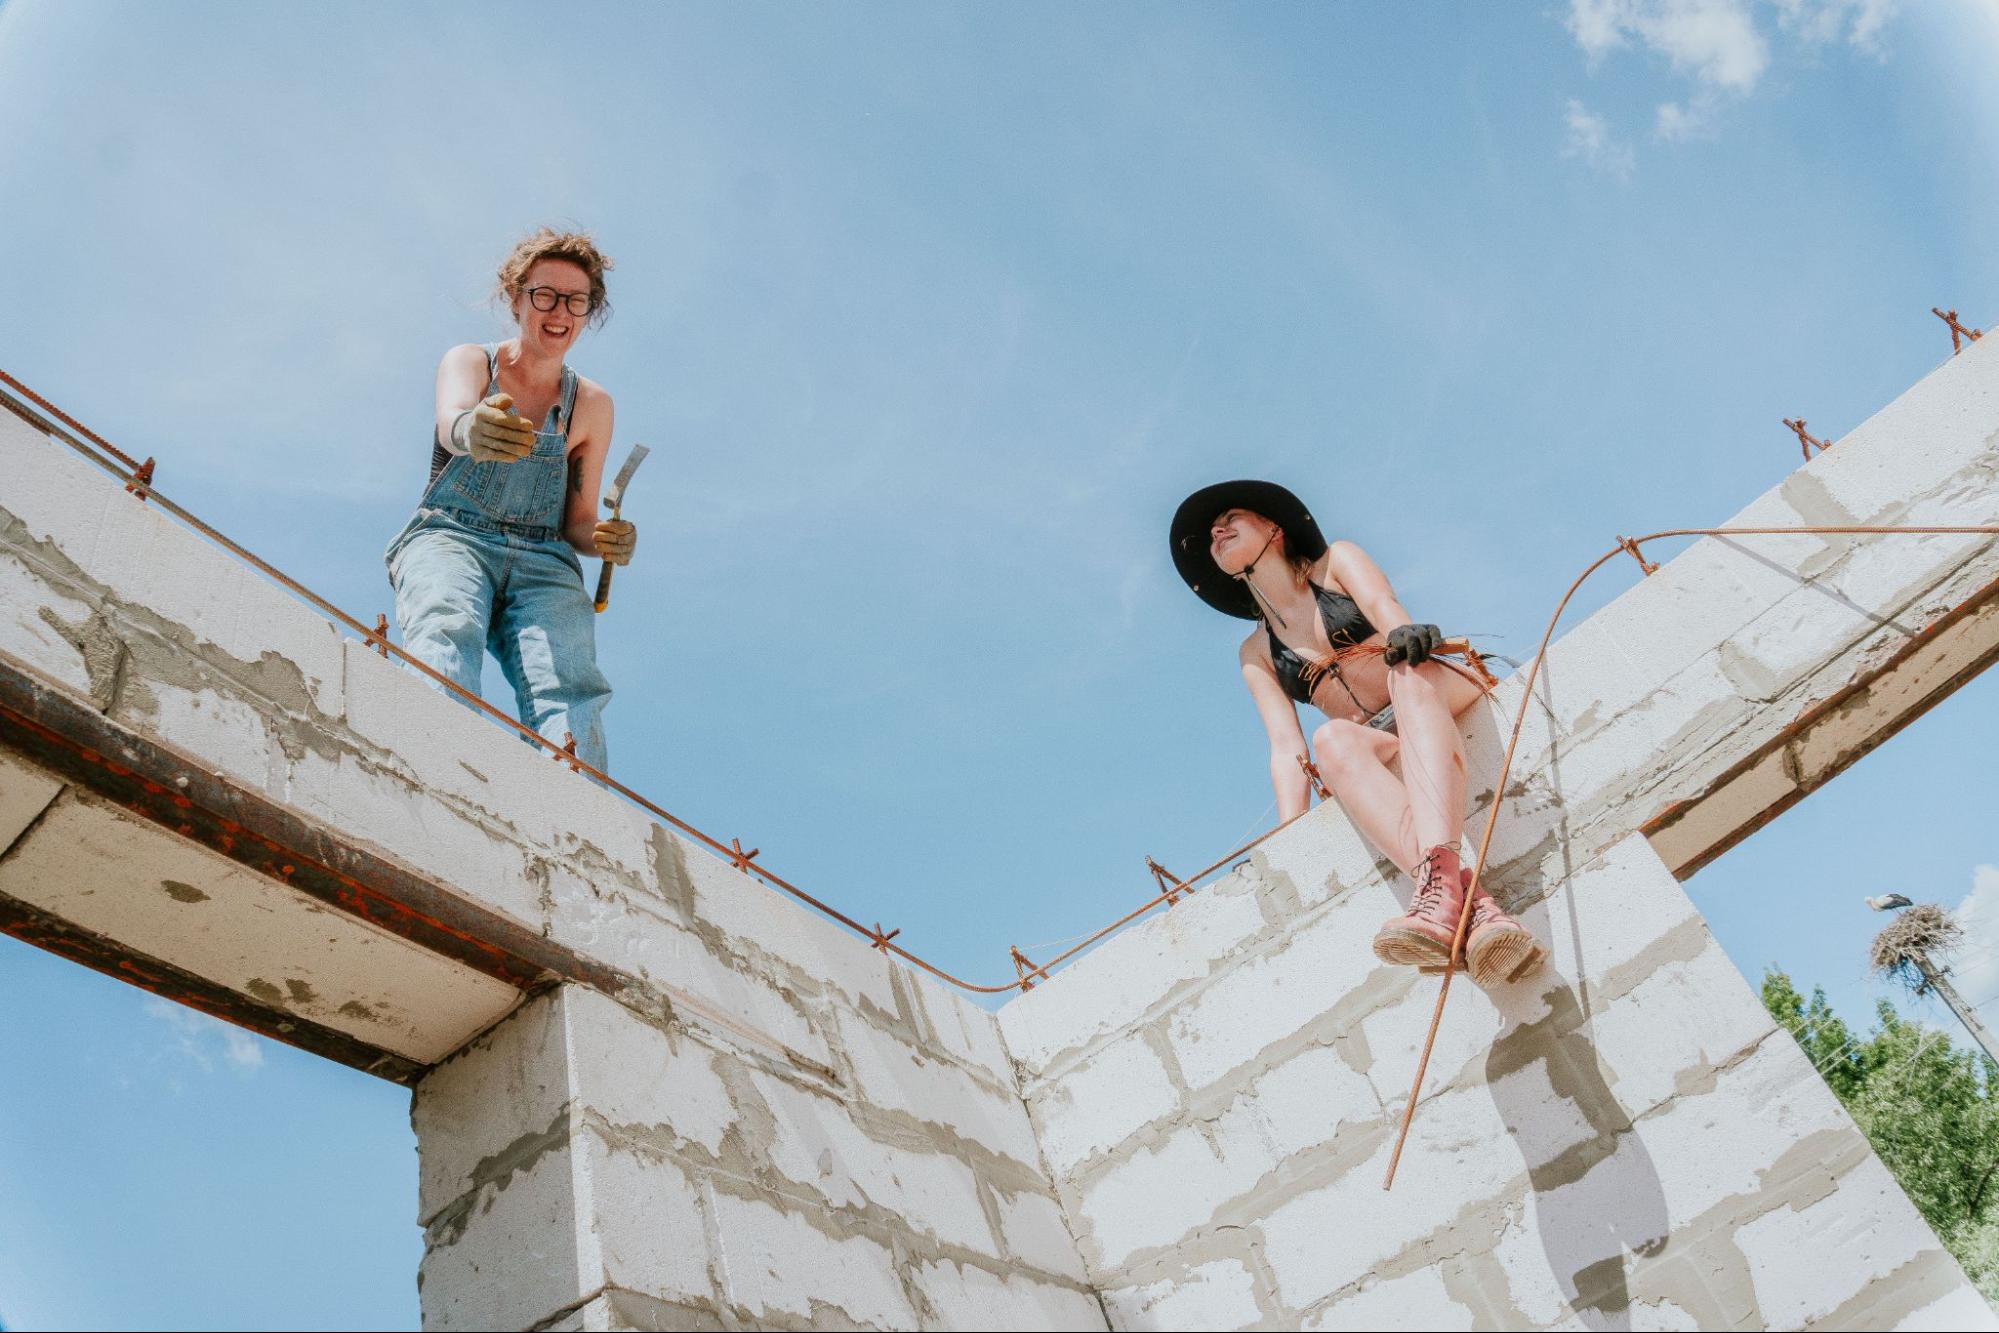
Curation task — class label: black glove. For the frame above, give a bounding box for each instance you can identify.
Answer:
[1384,623,1442,668]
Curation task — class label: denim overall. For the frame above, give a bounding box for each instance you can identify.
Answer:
[385,345,612,770]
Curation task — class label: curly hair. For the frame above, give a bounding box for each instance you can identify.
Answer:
[496,227,613,326]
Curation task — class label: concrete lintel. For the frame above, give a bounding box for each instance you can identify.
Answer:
[0,654,627,1000]
[0,887,425,1084]
[1644,570,1999,876]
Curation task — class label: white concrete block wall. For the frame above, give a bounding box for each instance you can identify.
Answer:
[1002,832,1988,1330]
[415,985,1102,1331]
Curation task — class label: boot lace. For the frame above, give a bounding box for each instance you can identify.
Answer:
[1409,847,1454,913]
[1466,884,1517,932]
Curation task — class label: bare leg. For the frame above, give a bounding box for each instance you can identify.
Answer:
[1385,659,1477,853]
[1357,661,1542,981]
[1312,720,1420,873]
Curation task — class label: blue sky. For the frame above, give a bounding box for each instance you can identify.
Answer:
[2,1,1997,1327]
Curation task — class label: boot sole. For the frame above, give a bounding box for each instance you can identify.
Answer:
[1373,926,1455,969]
[1466,934,1546,986]
[1414,938,1546,985]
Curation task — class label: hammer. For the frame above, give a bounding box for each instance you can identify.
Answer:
[594,443,650,613]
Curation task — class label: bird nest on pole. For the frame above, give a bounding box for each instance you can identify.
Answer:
[1869,904,1962,990]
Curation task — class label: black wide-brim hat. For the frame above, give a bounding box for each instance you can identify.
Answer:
[1171,480,1328,620]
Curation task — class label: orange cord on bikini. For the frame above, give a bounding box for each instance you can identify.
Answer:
[1301,637,1500,698]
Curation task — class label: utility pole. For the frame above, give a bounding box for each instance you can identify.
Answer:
[1913,955,1999,1066]
[1866,897,1999,1065]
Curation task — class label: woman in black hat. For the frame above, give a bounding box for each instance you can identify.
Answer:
[1171,480,1541,986]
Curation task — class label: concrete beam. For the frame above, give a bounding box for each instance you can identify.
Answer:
[0,678,524,1073]
[0,878,428,1084]
[1644,569,1999,876]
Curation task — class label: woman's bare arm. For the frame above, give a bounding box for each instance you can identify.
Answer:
[1241,636,1313,822]
[1326,540,1415,637]
[434,344,493,449]
[561,381,615,554]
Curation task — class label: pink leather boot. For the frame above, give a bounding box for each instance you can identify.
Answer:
[1372,845,1467,968]
[1463,878,1544,986]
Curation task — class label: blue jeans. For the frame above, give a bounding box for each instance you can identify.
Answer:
[388,510,612,772]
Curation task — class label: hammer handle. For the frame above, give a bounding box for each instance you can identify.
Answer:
[593,501,621,614]
[594,561,614,613]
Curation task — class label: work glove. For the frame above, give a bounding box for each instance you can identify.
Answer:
[455,393,537,463]
[593,519,637,566]
[1384,622,1442,668]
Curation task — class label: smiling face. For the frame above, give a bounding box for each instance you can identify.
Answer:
[509,258,593,358]
[1209,507,1283,576]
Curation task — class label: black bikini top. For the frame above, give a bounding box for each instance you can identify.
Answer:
[1267,583,1378,705]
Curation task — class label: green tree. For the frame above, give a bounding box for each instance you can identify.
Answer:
[1761,969,1865,1099]
[1763,968,1999,1304]
[1956,1215,1999,1306]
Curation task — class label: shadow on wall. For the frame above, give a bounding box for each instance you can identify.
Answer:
[1487,975,1669,1332]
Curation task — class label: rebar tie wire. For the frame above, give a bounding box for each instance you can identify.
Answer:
[1146,855,1188,906]
[1934,307,1984,354]
[1783,417,1834,462]
[1298,754,1333,801]
[6,362,1999,1184]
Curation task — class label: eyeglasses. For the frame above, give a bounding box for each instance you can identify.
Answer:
[524,285,594,317]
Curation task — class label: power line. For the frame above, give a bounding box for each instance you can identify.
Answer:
[1879,1027,1946,1096]
[1812,1037,1861,1077]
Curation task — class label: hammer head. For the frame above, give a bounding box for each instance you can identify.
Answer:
[603,443,651,513]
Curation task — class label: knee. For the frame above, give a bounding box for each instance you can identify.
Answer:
[575,676,613,710]
[402,608,484,655]
[543,654,613,709]
[1311,720,1373,778]
[560,650,613,703]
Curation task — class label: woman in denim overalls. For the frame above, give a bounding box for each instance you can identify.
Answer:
[385,230,635,772]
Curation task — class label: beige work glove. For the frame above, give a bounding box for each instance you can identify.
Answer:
[456,393,536,463]
[593,519,637,566]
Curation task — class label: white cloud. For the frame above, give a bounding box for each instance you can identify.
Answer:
[1655,95,1720,140]
[1569,0,1634,61]
[1947,864,1999,1011]
[1568,0,1769,93]
[1772,0,1900,56]
[1562,99,1636,179]
[1649,0,1769,91]
[222,1028,264,1069]
[1566,0,1904,159]
[143,997,266,1072]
